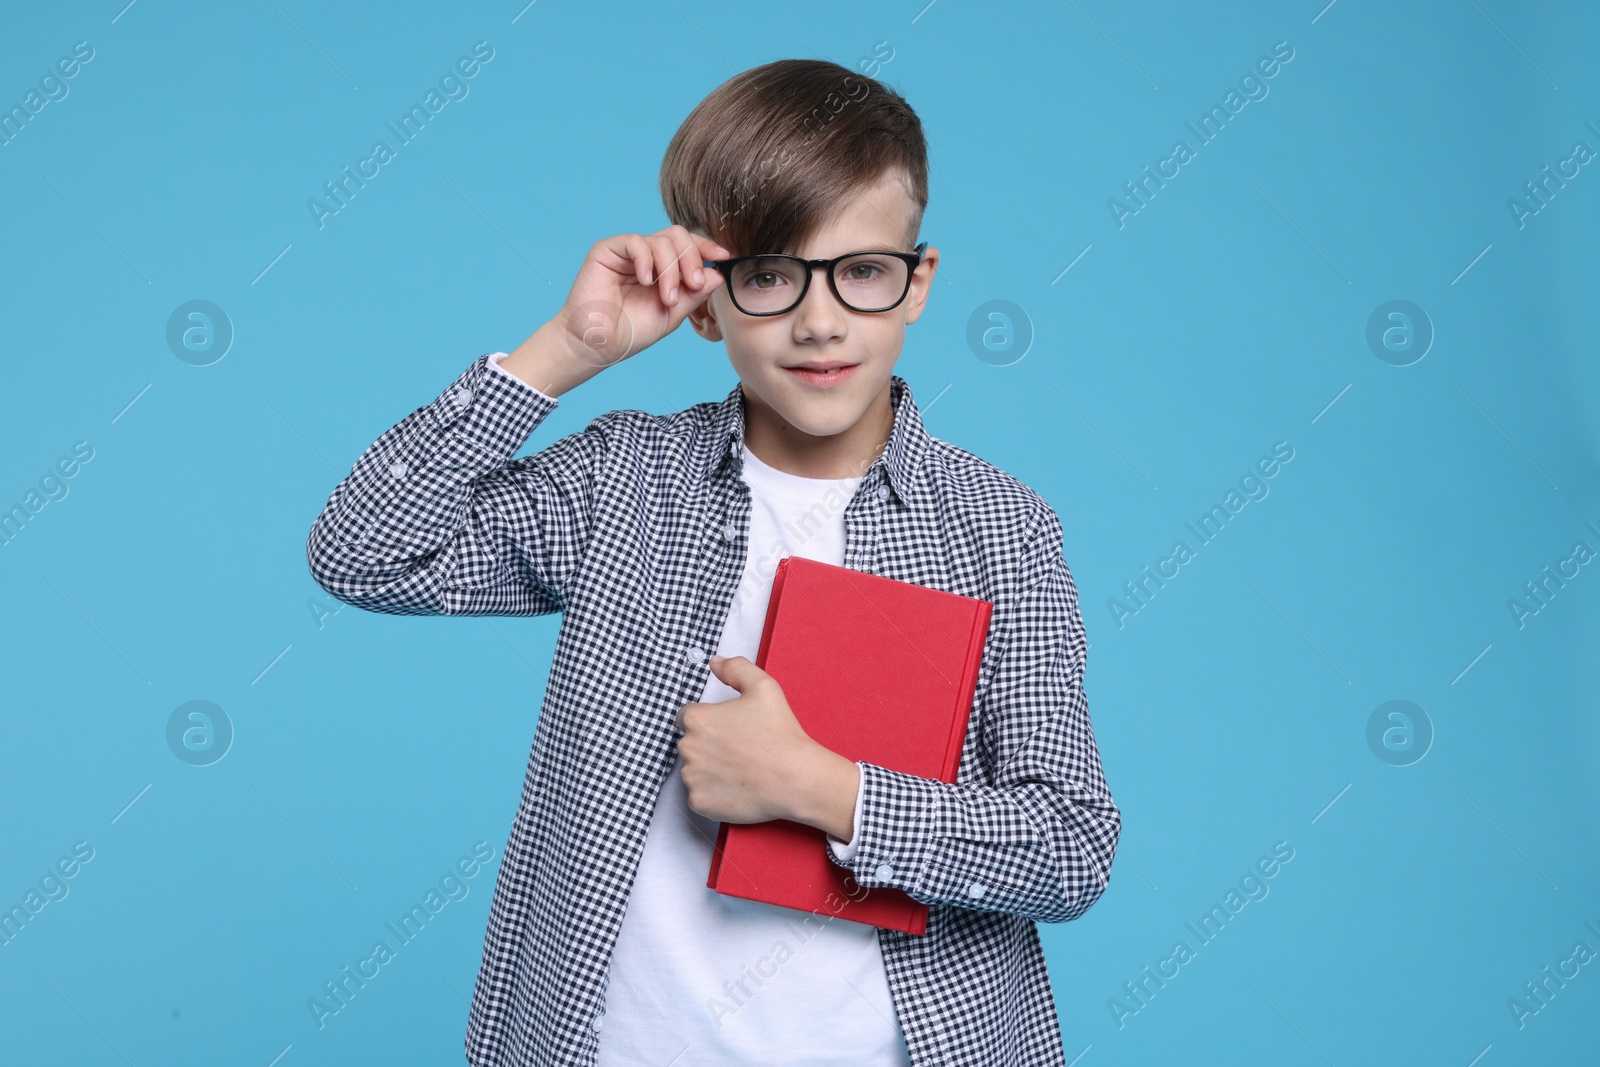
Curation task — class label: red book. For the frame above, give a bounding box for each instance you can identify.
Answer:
[705,555,994,935]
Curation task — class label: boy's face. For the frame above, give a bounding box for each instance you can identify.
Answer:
[688,173,939,442]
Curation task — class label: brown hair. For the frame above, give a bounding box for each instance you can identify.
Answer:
[659,58,928,258]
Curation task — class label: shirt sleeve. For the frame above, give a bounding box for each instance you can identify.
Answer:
[824,502,1121,924]
[825,761,867,864]
[487,349,560,402]
[305,351,616,616]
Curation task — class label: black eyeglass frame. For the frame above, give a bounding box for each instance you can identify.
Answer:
[701,241,929,317]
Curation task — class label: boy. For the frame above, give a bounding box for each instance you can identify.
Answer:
[307,58,1119,1067]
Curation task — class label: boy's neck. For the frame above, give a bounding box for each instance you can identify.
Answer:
[739,378,894,481]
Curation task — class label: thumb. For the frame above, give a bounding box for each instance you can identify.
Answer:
[709,653,760,692]
[668,267,723,324]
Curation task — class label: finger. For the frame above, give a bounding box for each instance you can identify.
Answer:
[594,233,655,286]
[648,234,683,307]
[709,654,759,693]
[630,233,656,285]
[675,702,695,732]
[677,256,724,309]
[614,231,652,286]
[690,234,732,300]
[670,226,708,291]
[657,229,699,304]
[696,232,733,262]
[680,266,724,309]
[661,225,711,297]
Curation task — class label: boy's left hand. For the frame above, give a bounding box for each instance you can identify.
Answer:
[674,654,834,825]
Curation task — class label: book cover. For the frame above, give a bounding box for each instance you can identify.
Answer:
[705,555,993,935]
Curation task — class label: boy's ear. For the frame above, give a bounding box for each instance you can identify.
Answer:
[901,246,940,327]
[686,289,725,342]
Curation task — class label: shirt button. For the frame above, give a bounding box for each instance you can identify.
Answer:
[967,881,987,899]
[454,386,473,409]
[875,862,894,881]
[721,521,737,541]
[687,646,706,664]
[876,485,890,502]
[592,1013,603,1032]
[389,460,409,480]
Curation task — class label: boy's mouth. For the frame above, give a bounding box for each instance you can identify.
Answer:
[782,362,860,388]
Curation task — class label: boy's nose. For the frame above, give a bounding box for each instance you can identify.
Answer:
[790,272,849,340]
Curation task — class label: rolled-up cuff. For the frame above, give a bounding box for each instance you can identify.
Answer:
[825,760,868,864]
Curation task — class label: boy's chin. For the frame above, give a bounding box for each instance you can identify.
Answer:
[761,374,883,437]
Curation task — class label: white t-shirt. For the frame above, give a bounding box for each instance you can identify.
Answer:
[487,353,903,1064]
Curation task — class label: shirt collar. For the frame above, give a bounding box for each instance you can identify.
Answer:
[700,373,928,503]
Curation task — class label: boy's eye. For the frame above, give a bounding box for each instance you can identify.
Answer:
[734,256,801,293]
[841,262,884,283]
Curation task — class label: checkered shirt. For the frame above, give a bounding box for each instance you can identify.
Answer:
[305,353,1121,1066]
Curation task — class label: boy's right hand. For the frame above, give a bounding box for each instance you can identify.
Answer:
[504,225,731,397]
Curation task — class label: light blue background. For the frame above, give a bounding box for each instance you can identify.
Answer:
[2,1,1596,1064]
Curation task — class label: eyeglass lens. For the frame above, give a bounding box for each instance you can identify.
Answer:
[728,253,910,314]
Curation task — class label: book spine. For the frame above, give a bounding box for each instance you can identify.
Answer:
[753,555,790,670]
[706,820,731,889]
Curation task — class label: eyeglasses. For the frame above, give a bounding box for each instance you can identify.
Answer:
[702,241,928,316]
